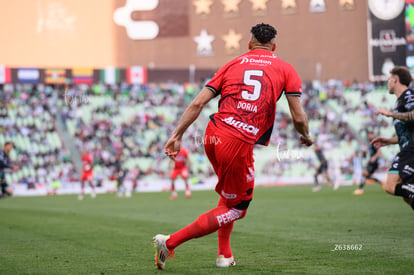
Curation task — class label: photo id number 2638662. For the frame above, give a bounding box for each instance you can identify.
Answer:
[331,244,363,251]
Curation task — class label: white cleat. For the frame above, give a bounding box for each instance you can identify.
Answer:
[78,194,84,200]
[312,185,321,192]
[216,255,236,268]
[153,234,172,270]
[170,192,178,200]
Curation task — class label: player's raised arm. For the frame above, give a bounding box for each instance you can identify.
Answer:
[286,95,313,146]
[375,108,414,122]
[370,136,398,148]
[164,87,216,160]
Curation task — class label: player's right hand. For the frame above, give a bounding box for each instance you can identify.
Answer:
[370,137,389,148]
[300,136,313,147]
[164,137,181,160]
[375,109,393,117]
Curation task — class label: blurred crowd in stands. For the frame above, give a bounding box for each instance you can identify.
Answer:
[0,79,396,189]
[0,84,78,189]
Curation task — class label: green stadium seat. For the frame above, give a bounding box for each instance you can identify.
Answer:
[137,158,153,172]
[159,158,170,173]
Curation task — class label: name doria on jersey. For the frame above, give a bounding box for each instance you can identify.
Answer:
[237,101,257,112]
[240,57,272,65]
[221,116,259,135]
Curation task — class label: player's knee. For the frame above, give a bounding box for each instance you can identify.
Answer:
[238,209,247,220]
[233,200,250,220]
[233,199,251,211]
[1,188,12,197]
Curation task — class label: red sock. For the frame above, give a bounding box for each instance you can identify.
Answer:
[167,206,226,249]
[218,221,233,258]
[166,205,246,250]
[217,197,233,258]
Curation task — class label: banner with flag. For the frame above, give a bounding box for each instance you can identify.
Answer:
[100,67,120,84]
[17,68,39,84]
[127,66,147,85]
[45,68,66,84]
[0,65,11,83]
[72,68,93,84]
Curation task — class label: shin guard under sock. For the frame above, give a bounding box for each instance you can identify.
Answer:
[166,206,246,250]
[218,222,234,258]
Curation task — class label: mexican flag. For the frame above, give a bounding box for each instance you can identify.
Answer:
[100,67,120,84]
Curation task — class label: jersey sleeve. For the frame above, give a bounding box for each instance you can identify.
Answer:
[403,91,414,111]
[205,61,232,97]
[283,63,302,97]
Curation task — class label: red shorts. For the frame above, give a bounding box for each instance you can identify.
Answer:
[204,121,255,208]
[170,167,189,179]
[81,171,93,182]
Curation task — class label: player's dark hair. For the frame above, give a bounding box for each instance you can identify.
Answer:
[250,23,277,44]
[390,66,412,86]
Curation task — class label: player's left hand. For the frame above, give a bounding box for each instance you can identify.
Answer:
[375,109,393,117]
[164,137,181,160]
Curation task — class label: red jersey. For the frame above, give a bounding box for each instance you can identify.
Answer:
[206,49,302,145]
[174,147,189,170]
[81,153,93,172]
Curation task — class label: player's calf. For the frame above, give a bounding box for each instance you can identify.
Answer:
[383,173,400,195]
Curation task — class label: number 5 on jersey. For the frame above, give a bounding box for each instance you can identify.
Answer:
[241,70,263,101]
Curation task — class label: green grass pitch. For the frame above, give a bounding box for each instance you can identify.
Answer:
[0,185,413,274]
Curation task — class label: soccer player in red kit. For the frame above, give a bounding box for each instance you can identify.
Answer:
[169,147,191,199]
[79,149,96,200]
[153,23,313,269]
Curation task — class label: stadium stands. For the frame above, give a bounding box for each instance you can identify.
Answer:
[0,80,397,192]
[0,86,77,189]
